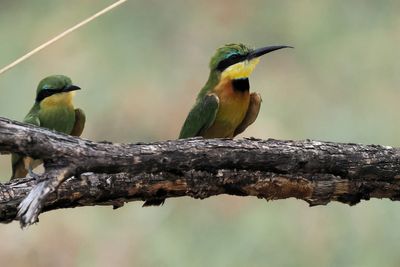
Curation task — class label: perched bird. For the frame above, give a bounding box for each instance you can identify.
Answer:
[179,43,291,139]
[143,43,291,206]
[10,75,85,180]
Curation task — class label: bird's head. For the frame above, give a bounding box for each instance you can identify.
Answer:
[209,43,292,80]
[35,75,81,106]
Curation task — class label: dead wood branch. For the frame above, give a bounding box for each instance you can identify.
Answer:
[1,117,400,226]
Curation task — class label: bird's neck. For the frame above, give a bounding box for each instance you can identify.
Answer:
[196,72,217,100]
[39,92,75,110]
[232,78,250,92]
[212,76,250,101]
[198,71,250,99]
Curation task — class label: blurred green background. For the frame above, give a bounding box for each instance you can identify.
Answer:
[1,0,400,266]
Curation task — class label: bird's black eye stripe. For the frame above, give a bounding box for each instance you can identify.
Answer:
[216,54,247,71]
[35,88,64,102]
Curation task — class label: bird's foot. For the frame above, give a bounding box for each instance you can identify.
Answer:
[28,168,41,180]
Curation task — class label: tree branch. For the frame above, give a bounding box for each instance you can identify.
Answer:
[1,117,400,226]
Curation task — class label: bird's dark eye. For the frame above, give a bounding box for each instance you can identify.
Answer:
[216,54,246,71]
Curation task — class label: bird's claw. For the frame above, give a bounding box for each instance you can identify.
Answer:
[28,168,41,180]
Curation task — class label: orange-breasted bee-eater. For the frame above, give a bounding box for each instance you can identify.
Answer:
[10,75,86,180]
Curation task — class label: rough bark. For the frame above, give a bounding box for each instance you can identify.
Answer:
[1,117,400,226]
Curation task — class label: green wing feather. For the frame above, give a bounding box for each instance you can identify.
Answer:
[10,106,41,180]
[70,108,86,137]
[23,107,41,126]
[179,94,219,139]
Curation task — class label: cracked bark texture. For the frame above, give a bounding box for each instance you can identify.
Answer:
[1,117,400,224]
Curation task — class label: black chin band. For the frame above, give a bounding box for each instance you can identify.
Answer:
[232,78,250,92]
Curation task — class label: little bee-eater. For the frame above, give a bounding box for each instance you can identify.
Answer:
[10,75,86,180]
[143,43,291,206]
[179,43,292,139]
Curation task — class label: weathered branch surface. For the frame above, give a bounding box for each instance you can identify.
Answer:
[1,117,400,224]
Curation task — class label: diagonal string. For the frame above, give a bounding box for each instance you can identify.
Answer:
[0,0,127,76]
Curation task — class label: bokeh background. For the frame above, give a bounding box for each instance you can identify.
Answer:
[1,1,400,266]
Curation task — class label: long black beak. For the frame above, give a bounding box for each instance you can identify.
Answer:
[63,85,81,92]
[247,45,293,60]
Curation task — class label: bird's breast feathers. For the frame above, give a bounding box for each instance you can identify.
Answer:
[38,93,76,134]
[205,77,250,137]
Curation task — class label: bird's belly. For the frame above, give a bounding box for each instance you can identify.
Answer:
[203,95,249,138]
[39,106,75,134]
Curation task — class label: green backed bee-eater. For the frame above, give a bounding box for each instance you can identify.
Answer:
[143,43,291,206]
[10,75,85,180]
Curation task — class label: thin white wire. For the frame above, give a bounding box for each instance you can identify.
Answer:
[0,0,127,75]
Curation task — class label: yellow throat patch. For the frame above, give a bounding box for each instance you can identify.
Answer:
[221,58,260,80]
[40,92,75,108]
